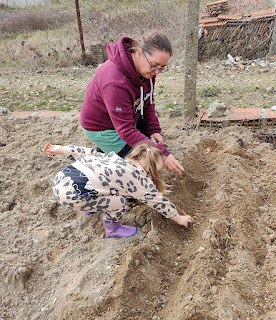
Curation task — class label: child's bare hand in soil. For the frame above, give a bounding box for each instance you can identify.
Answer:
[43,143,64,156]
[171,213,192,228]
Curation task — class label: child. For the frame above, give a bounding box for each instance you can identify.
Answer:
[43,142,192,238]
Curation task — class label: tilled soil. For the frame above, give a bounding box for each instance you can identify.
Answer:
[0,112,275,320]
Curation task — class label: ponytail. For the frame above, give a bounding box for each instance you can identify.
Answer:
[129,30,172,56]
[127,143,164,193]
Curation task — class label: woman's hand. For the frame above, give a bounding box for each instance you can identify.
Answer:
[171,213,192,228]
[43,143,64,156]
[164,154,184,174]
[150,132,164,145]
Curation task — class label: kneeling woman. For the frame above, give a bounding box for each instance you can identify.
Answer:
[43,142,192,238]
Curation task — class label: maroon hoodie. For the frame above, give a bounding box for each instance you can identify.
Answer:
[80,37,170,156]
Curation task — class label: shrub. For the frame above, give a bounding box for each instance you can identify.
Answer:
[200,86,220,97]
[0,9,73,34]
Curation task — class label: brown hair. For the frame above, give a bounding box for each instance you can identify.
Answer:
[127,142,164,193]
[129,30,172,56]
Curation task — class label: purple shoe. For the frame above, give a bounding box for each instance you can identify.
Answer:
[100,213,137,238]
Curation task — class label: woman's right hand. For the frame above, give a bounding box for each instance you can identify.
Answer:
[43,143,64,156]
[164,154,184,174]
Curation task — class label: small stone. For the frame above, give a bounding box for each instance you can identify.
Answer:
[262,235,271,244]
[207,101,229,118]
[135,215,146,227]
[197,246,206,253]
[269,234,276,241]
[239,64,245,70]
[0,108,9,115]
[185,295,193,301]
[211,285,218,294]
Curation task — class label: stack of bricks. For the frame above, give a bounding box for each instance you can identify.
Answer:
[205,0,229,17]
[86,42,108,65]
[198,0,276,61]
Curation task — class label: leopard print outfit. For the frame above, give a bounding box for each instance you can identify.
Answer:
[52,145,178,222]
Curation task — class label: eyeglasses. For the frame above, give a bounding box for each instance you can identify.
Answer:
[142,52,169,73]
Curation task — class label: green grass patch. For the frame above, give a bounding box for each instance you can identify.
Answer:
[161,102,175,110]
[157,85,164,95]
[199,86,220,97]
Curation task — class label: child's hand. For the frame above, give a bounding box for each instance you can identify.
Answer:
[171,213,192,228]
[43,143,64,156]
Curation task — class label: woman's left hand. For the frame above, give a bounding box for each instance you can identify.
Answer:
[164,154,184,174]
[150,133,164,144]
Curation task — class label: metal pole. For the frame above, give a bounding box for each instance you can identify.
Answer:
[75,0,87,65]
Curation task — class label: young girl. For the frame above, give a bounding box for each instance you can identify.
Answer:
[43,142,192,238]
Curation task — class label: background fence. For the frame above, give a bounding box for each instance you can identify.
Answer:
[0,0,275,72]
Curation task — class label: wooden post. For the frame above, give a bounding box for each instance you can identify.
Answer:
[75,0,87,65]
[183,0,200,116]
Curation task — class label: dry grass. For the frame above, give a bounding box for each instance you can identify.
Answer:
[0,9,73,34]
[0,0,274,70]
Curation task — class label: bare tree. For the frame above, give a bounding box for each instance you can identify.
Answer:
[183,0,200,116]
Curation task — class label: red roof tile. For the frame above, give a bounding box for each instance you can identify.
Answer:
[251,8,276,17]
[202,21,228,27]
[197,108,276,122]
[206,0,228,7]
[200,17,220,24]
[217,14,242,21]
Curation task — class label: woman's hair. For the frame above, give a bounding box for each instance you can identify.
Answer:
[129,30,172,56]
[127,142,164,193]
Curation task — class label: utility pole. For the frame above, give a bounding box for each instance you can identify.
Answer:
[183,0,200,116]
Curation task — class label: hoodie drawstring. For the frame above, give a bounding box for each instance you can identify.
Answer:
[150,78,153,105]
[140,86,144,119]
[140,79,153,119]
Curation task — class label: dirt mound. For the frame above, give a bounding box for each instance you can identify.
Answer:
[0,113,275,320]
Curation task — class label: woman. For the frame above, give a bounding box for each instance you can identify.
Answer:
[80,30,183,174]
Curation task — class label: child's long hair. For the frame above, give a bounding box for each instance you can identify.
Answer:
[127,143,164,193]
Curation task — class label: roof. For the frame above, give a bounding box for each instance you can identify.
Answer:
[200,3,276,28]
[206,0,228,7]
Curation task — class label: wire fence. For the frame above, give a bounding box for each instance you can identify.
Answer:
[0,0,188,71]
[0,0,275,72]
